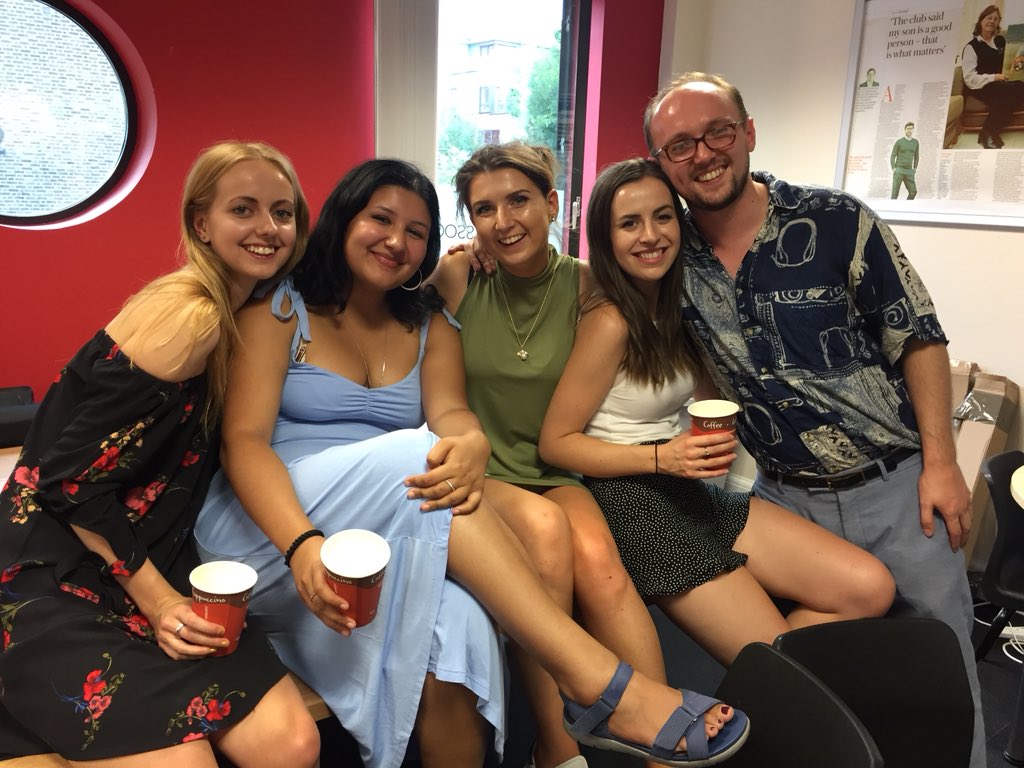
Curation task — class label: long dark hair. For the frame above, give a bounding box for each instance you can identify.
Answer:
[585,158,701,387]
[292,159,444,327]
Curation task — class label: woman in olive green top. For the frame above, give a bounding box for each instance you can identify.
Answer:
[430,143,670,768]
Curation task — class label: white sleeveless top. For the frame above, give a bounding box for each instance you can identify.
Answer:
[584,367,695,445]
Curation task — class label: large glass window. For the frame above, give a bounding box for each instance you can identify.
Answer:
[434,0,586,252]
[0,0,134,225]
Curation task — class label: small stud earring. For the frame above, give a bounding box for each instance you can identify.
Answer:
[550,214,556,223]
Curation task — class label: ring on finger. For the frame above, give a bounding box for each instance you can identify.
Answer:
[174,621,185,637]
[444,479,456,494]
[703,448,711,459]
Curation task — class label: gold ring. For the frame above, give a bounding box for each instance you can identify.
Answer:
[703,448,711,459]
[174,621,185,637]
[445,479,456,494]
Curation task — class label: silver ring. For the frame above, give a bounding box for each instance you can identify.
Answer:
[444,479,456,494]
[174,621,185,637]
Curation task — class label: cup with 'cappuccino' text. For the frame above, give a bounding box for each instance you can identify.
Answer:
[320,529,390,628]
[687,399,740,436]
[189,560,258,656]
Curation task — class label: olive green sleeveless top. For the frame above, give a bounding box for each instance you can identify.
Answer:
[456,248,581,487]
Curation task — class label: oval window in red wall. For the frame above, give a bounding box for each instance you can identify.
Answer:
[0,0,154,229]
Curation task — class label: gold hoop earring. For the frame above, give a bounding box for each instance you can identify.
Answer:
[401,269,424,291]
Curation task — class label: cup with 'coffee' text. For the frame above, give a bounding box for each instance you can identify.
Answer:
[687,399,740,436]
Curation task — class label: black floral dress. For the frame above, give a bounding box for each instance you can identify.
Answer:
[0,331,287,760]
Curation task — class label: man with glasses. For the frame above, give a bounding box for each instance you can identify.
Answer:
[644,71,985,768]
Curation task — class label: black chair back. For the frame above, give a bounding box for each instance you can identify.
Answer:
[774,618,972,768]
[981,450,1024,611]
[715,642,882,768]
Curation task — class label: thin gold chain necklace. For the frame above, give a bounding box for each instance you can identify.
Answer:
[495,258,558,361]
[343,321,388,387]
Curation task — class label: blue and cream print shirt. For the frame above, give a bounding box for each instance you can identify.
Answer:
[679,172,946,476]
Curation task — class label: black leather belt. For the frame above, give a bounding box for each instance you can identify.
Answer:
[760,447,919,490]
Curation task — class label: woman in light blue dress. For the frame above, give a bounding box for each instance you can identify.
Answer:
[195,160,747,768]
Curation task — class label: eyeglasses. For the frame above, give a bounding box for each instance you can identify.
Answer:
[652,121,743,163]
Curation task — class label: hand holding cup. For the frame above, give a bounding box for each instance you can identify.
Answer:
[320,530,390,628]
[189,561,258,657]
[656,399,742,478]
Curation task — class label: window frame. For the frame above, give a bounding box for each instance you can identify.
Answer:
[0,0,139,228]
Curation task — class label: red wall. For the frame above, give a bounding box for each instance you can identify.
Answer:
[1,0,375,400]
[580,0,665,259]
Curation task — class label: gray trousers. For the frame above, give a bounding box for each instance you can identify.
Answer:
[753,452,986,768]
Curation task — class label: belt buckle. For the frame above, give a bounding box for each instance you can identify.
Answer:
[825,468,867,491]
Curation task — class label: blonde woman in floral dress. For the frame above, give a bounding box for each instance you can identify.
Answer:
[0,142,319,768]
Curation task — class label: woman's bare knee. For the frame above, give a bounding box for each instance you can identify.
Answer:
[846,556,896,618]
[572,526,634,603]
[214,676,320,768]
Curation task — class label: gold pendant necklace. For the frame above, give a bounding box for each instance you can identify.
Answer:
[344,321,388,387]
[495,258,558,362]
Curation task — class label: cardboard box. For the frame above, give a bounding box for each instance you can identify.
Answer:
[949,359,979,435]
[954,372,1020,572]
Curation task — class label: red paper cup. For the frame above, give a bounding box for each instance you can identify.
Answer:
[189,561,257,656]
[320,529,390,628]
[687,399,740,436]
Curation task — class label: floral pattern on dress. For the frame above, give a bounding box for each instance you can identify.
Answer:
[165,683,245,743]
[92,596,155,642]
[74,419,156,487]
[123,477,169,522]
[1,561,44,651]
[7,465,41,525]
[59,582,101,604]
[56,653,125,752]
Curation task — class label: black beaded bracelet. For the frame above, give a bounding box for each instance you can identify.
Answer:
[284,529,325,568]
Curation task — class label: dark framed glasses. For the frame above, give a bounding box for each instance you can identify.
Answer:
[652,121,743,163]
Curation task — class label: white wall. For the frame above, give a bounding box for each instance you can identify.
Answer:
[663,0,1024,484]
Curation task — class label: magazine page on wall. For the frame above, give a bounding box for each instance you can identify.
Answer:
[837,0,1024,228]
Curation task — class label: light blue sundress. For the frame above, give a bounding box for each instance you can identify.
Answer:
[194,279,505,768]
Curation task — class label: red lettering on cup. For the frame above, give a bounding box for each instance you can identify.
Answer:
[324,567,386,627]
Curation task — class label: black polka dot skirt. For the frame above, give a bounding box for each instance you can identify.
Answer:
[584,462,750,598]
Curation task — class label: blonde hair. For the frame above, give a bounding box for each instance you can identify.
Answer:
[119,141,309,427]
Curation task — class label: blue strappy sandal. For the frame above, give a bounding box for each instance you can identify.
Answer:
[562,662,749,767]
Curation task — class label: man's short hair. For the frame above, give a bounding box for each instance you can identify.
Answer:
[643,71,749,153]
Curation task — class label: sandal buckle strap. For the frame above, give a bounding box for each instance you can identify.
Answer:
[568,662,634,736]
[652,705,709,760]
